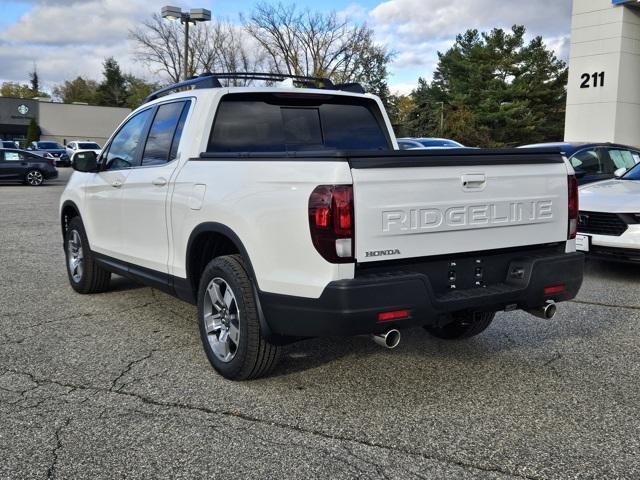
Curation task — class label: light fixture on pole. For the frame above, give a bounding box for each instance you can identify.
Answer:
[161,6,212,81]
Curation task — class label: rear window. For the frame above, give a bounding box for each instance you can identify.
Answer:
[207,94,390,153]
[38,142,61,149]
[78,142,101,149]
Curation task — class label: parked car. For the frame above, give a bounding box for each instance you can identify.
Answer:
[520,142,640,185]
[30,141,70,167]
[1,140,19,149]
[65,140,102,161]
[576,162,640,262]
[60,73,583,380]
[0,148,58,186]
[398,137,465,149]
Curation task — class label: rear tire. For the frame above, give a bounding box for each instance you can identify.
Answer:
[425,311,495,340]
[64,217,111,294]
[25,169,44,186]
[197,254,280,380]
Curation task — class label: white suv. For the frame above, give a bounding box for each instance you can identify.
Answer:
[60,73,584,380]
[65,141,102,163]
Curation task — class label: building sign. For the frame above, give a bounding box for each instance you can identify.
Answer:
[17,104,29,115]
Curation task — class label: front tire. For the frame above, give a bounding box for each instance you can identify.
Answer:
[25,169,44,186]
[197,255,280,380]
[64,217,111,294]
[425,311,495,340]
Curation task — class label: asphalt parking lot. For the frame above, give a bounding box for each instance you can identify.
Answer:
[1,169,639,479]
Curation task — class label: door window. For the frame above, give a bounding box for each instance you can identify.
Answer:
[570,149,601,174]
[607,148,638,170]
[104,108,154,170]
[141,101,187,166]
[3,151,23,161]
[169,102,190,161]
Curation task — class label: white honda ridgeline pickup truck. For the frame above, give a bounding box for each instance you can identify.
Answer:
[61,72,584,380]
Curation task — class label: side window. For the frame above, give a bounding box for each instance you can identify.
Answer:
[141,101,186,166]
[570,149,601,174]
[104,109,154,170]
[169,102,190,161]
[4,151,23,162]
[608,149,637,170]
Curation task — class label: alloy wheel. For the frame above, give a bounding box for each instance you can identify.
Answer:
[67,230,84,283]
[26,170,43,186]
[203,277,241,363]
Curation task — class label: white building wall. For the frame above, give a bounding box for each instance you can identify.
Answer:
[38,102,130,145]
[565,0,640,146]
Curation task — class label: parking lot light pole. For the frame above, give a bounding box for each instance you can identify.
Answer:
[161,6,212,81]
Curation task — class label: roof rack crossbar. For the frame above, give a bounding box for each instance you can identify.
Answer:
[143,72,364,104]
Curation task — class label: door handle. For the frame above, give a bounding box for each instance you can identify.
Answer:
[152,177,167,186]
[111,180,123,188]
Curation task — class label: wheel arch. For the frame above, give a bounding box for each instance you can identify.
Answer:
[60,200,81,239]
[185,222,258,300]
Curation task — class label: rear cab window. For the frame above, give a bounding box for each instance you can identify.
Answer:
[207,93,391,153]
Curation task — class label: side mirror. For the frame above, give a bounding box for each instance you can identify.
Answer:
[72,151,98,172]
[614,167,627,178]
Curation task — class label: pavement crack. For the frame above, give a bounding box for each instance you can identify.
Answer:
[110,352,154,392]
[5,368,538,480]
[46,417,71,480]
[569,299,640,311]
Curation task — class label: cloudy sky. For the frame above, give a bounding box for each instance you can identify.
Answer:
[0,0,573,94]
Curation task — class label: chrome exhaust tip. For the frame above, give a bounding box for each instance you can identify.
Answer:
[372,329,401,349]
[527,301,557,320]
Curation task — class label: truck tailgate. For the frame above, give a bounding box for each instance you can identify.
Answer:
[349,149,569,262]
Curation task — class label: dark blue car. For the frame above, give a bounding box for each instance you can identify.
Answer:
[520,142,640,185]
[30,141,70,167]
[0,149,58,186]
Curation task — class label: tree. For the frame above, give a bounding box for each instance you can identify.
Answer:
[96,58,127,107]
[244,3,393,90]
[124,75,159,109]
[406,26,567,146]
[29,66,39,97]
[0,82,33,98]
[52,76,99,104]
[387,94,414,137]
[130,15,266,83]
[25,118,40,145]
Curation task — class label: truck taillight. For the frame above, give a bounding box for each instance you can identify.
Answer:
[309,185,354,263]
[568,175,578,240]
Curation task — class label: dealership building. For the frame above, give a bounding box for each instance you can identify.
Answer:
[565,0,640,146]
[0,96,130,147]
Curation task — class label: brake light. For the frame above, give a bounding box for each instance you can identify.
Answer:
[568,175,578,240]
[309,185,354,263]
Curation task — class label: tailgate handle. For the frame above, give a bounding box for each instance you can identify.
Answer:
[461,174,486,189]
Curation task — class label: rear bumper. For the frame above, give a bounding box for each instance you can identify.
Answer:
[260,251,584,337]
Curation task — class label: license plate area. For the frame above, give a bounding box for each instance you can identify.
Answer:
[355,243,565,295]
[575,234,590,252]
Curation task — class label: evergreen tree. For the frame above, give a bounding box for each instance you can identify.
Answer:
[29,67,39,97]
[96,58,128,107]
[25,119,40,146]
[406,26,567,147]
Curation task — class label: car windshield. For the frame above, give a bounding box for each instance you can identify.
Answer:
[417,139,463,147]
[38,142,62,149]
[621,163,640,180]
[78,142,101,149]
